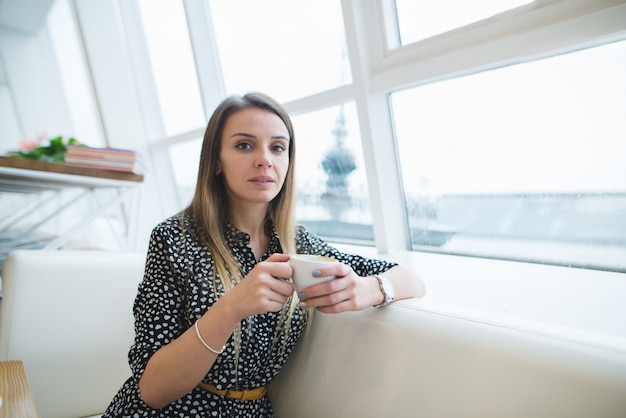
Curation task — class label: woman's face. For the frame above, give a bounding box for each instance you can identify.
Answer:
[217,107,290,210]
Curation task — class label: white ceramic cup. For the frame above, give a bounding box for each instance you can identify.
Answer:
[289,254,338,293]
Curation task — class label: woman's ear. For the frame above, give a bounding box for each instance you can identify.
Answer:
[215,162,222,176]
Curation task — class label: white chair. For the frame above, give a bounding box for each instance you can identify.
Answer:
[0,249,144,418]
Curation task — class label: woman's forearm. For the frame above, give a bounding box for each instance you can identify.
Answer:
[382,265,426,302]
[138,297,240,409]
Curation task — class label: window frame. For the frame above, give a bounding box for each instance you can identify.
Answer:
[121,0,626,263]
[106,0,625,344]
[362,0,626,255]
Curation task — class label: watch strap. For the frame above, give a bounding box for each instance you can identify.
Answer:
[372,275,393,308]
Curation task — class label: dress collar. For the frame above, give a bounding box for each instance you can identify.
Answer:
[224,222,283,260]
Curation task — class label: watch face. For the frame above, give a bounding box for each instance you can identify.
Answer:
[384,278,395,300]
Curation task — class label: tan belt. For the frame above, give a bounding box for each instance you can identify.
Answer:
[198,382,267,401]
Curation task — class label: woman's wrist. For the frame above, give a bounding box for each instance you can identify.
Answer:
[208,295,242,330]
[368,275,385,306]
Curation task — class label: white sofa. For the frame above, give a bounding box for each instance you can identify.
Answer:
[0,250,144,418]
[2,249,625,418]
[269,300,626,418]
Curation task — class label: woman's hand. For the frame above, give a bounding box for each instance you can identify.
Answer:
[297,264,425,313]
[219,253,295,321]
[296,262,382,313]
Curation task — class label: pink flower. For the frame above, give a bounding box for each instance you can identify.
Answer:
[18,134,46,151]
[19,139,39,151]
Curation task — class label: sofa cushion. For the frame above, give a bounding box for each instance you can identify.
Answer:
[270,300,626,418]
[0,250,144,418]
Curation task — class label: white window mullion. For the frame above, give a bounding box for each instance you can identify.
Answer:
[342,0,410,253]
[372,0,626,94]
[182,0,226,119]
[116,0,179,219]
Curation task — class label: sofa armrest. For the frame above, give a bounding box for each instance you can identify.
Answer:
[270,300,626,418]
[0,250,145,418]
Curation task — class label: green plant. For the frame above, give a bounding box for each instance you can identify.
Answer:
[8,136,82,163]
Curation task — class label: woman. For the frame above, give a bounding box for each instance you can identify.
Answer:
[103,92,425,417]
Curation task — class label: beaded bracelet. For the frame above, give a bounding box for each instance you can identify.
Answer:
[194,319,225,355]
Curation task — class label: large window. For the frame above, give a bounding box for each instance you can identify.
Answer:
[169,137,203,207]
[48,0,104,147]
[393,0,535,45]
[124,0,625,273]
[292,103,373,243]
[209,0,351,102]
[138,0,205,137]
[392,40,626,272]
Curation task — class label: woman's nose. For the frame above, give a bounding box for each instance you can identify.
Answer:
[255,149,273,167]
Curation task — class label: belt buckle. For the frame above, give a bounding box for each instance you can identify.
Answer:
[225,388,244,401]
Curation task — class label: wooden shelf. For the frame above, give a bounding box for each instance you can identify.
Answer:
[0,156,143,192]
[0,155,144,252]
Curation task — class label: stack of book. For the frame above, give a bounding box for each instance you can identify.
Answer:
[64,145,144,174]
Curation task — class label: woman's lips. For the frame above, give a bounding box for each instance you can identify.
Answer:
[249,176,274,185]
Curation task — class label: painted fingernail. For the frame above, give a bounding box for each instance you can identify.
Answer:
[298,292,306,300]
[312,270,321,277]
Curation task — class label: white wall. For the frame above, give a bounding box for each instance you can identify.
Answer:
[0,26,71,149]
[0,85,20,155]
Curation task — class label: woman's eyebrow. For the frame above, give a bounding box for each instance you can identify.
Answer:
[229,132,289,141]
[230,132,255,138]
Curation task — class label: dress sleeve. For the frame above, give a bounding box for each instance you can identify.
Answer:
[127,220,189,380]
[294,225,398,277]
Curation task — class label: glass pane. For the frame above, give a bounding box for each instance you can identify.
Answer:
[48,0,104,147]
[209,0,351,103]
[293,103,373,243]
[395,0,534,45]
[138,0,205,136]
[392,40,626,272]
[169,138,202,208]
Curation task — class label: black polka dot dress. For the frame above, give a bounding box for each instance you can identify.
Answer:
[102,214,397,417]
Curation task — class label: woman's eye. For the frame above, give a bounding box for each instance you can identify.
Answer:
[236,142,252,150]
[272,144,286,153]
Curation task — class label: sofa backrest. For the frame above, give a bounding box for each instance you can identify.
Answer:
[269,300,626,418]
[0,250,144,418]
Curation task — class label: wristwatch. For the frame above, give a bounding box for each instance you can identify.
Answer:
[372,275,395,307]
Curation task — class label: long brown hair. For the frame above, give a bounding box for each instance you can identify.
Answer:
[186,91,297,286]
[183,92,305,366]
